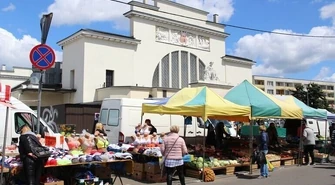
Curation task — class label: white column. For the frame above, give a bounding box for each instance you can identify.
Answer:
[188,52,191,87]
[196,57,200,81]
[178,51,182,89]
[158,62,161,87]
[169,53,172,88]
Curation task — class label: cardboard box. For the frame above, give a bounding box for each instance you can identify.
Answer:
[145,163,160,174]
[146,173,166,183]
[41,180,64,185]
[93,166,112,179]
[133,171,146,181]
[134,162,145,172]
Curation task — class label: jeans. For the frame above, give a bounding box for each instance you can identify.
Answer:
[304,145,315,164]
[260,150,268,177]
[166,165,185,185]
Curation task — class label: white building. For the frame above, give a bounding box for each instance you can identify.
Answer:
[13,0,255,106]
[253,75,335,105]
[0,65,32,87]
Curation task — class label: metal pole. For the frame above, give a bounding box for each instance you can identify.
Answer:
[0,106,10,184]
[249,120,254,174]
[36,71,44,134]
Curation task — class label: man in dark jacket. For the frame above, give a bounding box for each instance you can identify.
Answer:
[258,125,269,178]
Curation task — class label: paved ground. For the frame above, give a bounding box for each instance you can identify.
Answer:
[118,163,335,185]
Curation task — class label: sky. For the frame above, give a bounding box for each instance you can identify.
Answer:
[1,0,335,82]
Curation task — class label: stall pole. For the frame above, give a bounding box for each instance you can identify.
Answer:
[325,120,328,161]
[0,106,10,184]
[202,119,206,182]
[297,120,303,166]
[249,120,254,174]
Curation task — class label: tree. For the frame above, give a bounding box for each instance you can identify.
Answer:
[291,83,330,110]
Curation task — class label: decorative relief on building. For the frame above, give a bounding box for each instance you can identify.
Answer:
[204,62,219,81]
[156,26,169,42]
[155,26,210,50]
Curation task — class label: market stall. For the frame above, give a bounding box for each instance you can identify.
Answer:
[142,86,251,181]
[224,80,304,173]
[275,95,328,164]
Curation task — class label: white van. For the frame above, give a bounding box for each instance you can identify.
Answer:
[305,118,330,138]
[0,97,57,146]
[99,98,208,144]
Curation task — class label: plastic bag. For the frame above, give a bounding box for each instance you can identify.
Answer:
[267,160,274,172]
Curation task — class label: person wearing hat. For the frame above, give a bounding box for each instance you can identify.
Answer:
[18,122,45,185]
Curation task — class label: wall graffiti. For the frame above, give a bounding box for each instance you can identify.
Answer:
[42,105,59,133]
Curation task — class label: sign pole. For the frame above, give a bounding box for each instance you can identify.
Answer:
[0,106,10,184]
[36,71,44,134]
[35,13,53,134]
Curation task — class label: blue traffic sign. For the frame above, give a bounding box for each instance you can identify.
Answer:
[29,44,55,70]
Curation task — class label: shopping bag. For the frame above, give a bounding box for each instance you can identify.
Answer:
[267,160,274,172]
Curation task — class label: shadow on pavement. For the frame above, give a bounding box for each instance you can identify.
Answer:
[236,174,260,179]
[313,166,335,170]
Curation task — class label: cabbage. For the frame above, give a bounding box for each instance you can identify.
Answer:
[213,161,220,167]
[197,157,204,163]
[196,162,203,169]
[204,163,209,167]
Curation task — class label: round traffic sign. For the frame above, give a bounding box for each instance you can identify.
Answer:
[29,44,56,70]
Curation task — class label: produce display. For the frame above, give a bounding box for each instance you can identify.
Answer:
[266,154,281,161]
[186,157,239,170]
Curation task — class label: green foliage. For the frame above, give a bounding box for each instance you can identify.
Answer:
[291,83,330,109]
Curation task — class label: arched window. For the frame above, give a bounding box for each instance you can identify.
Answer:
[152,51,206,88]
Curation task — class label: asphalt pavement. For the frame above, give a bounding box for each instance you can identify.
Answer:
[119,163,335,185]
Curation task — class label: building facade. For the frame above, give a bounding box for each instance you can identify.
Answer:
[253,75,335,105]
[0,65,32,87]
[12,0,255,107]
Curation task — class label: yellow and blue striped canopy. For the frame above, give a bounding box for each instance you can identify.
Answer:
[142,86,251,122]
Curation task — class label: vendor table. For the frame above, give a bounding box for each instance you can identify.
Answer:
[45,159,133,185]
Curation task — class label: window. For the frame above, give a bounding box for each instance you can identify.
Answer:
[267,81,273,86]
[152,51,205,89]
[267,89,274,94]
[106,70,114,87]
[99,109,108,125]
[107,109,119,126]
[327,86,334,90]
[163,90,167,98]
[70,70,75,89]
[14,113,58,136]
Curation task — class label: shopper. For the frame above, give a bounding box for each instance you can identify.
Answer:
[145,119,157,134]
[161,125,188,185]
[94,123,107,136]
[258,125,269,178]
[18,123,45,185]
[303,124,316,165]
[267,123,279,146]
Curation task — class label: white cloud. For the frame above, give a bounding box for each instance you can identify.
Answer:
[42,0,131,28]
[43,0,234,28]
[174,0,234,22]
[314,67,335,81]
[233,3,335,76]
[0,28,62,68]
[1,3,16,12]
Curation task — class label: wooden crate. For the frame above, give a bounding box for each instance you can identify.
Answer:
[281,159,295,166]
[271,161,281,168]
[225,166,235,175]
[185,169,202,179]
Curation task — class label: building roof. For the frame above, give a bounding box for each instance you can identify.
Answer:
[222,54,255,65]
[253,75,335,84]
[57,29,141,46]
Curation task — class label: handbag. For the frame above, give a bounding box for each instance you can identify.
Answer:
[29,136,52,159]
[160,136,180,177]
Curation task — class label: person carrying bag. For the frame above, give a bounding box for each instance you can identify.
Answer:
[160,126,188,185]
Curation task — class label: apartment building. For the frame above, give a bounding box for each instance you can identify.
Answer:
[253,75,335,105]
